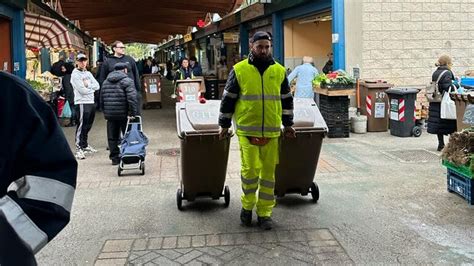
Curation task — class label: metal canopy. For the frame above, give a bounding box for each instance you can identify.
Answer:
[60,0,241,44]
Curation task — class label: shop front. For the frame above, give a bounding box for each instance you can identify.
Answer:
[0,0,27,78]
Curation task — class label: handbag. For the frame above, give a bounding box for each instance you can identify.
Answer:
[440,86,456,120]
[426,70,448,103]
[61,100,72,118]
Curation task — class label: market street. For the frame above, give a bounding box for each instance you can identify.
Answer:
[35,81,474,265]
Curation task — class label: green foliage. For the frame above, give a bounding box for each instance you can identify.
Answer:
[27,79,51,91]
[125,43,153,61]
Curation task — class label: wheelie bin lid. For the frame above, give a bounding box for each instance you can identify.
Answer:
[176,100,232,137]
[291,98,328,133]
[386,87,419,95]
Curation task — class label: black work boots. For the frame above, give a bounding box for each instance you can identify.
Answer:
[240,208,273,230]
[240,208,252,226]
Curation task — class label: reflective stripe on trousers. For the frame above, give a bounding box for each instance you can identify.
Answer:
[239,136,279,217]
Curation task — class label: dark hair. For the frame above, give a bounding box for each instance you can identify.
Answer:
[189,56,197,61]
[111,40,122,49]
[181,58,189,64]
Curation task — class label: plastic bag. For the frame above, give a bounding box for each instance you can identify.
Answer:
[440,87,456,120]
[61,100,72,118]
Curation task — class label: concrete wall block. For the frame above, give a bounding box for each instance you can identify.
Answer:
[442,21,461,31]
[391,12,411,22]
[392,49,412,59]
[451,48,470,58]
[422,40,445,49]
[391,68,409,78]
[382,40,403,50]
[363,21,383,31]
[382,21,402,31]
[371,49,392,60]
[422,3,439,12]
[411,67,433,77]
[391,31,412,40]
[404,40,423,49]
[430,13,445,22]
[448,31,469,40]
[363,2,382,12]
[382,3,402,12]
[410,13,425,22]
[402,2,423,12]
[460,3,474,13]
[410,31,429,40]
[451,13,468,22]
[422,22,439,31]
[403,58,424,68]
[363,40,383,50]
[369,12,387,22]
[403,22,422,31]
[441,3,461,13]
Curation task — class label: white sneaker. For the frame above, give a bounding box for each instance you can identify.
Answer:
[75,149,86,160]
[83,145,98,153]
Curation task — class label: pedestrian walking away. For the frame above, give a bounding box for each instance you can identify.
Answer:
[99,40,142,114]
[0,71,77,265]
[219,31,295,230]
[71,53,100,159]
[101,62,139,165]
[427,55,458,151]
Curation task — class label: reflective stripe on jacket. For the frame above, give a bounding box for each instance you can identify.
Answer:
[233,60,286,138]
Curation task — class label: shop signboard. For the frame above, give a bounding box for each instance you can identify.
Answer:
[223,33,239,44]
[241,3,265,22]
[249,17,271,29]
[184,33,193,43]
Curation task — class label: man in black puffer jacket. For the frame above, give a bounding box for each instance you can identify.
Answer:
[101,63,138,165]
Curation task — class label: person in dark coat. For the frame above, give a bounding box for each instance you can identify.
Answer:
[427,55,458,151]
[101,62,138,165]
[173,58,194,83]
[143,59,153,75]
[322,52,333,74]
[189,56,203,76]
[60,62,76,126]
[99,41,142,114]
[0,71,77,264]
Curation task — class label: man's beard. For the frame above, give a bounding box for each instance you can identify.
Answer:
[252,51,272,62]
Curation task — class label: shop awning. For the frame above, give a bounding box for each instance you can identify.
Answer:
[25,12,85,51]
[59,0,243,44]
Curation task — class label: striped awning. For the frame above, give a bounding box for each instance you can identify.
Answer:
[25,12,85,51]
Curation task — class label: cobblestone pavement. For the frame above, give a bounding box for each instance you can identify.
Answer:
[95,229,352,265]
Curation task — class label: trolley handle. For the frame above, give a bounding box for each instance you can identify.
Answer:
[126,115,143,132]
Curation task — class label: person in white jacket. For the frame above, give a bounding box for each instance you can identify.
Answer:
[71,53,100,159]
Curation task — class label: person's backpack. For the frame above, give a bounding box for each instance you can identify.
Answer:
[426,70,448,103]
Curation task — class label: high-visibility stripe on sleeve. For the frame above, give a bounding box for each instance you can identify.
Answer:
[12,175,75,212]
[282,109,294,115]
[0,196,48,254]
[223,91,238,99]
[220,112,233,119]
[281,92,292,99]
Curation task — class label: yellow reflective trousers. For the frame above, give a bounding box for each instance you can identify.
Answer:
[239,136,279,217]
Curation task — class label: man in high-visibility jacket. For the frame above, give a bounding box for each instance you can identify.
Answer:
[218,31,295,230]
[0,71,78,264]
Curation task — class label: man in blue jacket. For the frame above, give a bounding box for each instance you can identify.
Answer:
[0,71,78,264]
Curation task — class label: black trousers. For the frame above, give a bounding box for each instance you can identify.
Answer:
[107,119,127,161]
[75,103,96,149]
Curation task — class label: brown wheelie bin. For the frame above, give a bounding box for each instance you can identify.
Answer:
[275,98,328,202]
[176,100,232,210]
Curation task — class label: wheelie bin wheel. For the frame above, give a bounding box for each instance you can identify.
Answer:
[117,166,122,177]
[140,162,145,176]
[310,182,319,203]
[224,185,230,207]
[177,188,183,210]
[412,126,422,137]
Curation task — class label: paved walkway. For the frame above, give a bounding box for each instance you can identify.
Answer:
[36,80,474,265]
